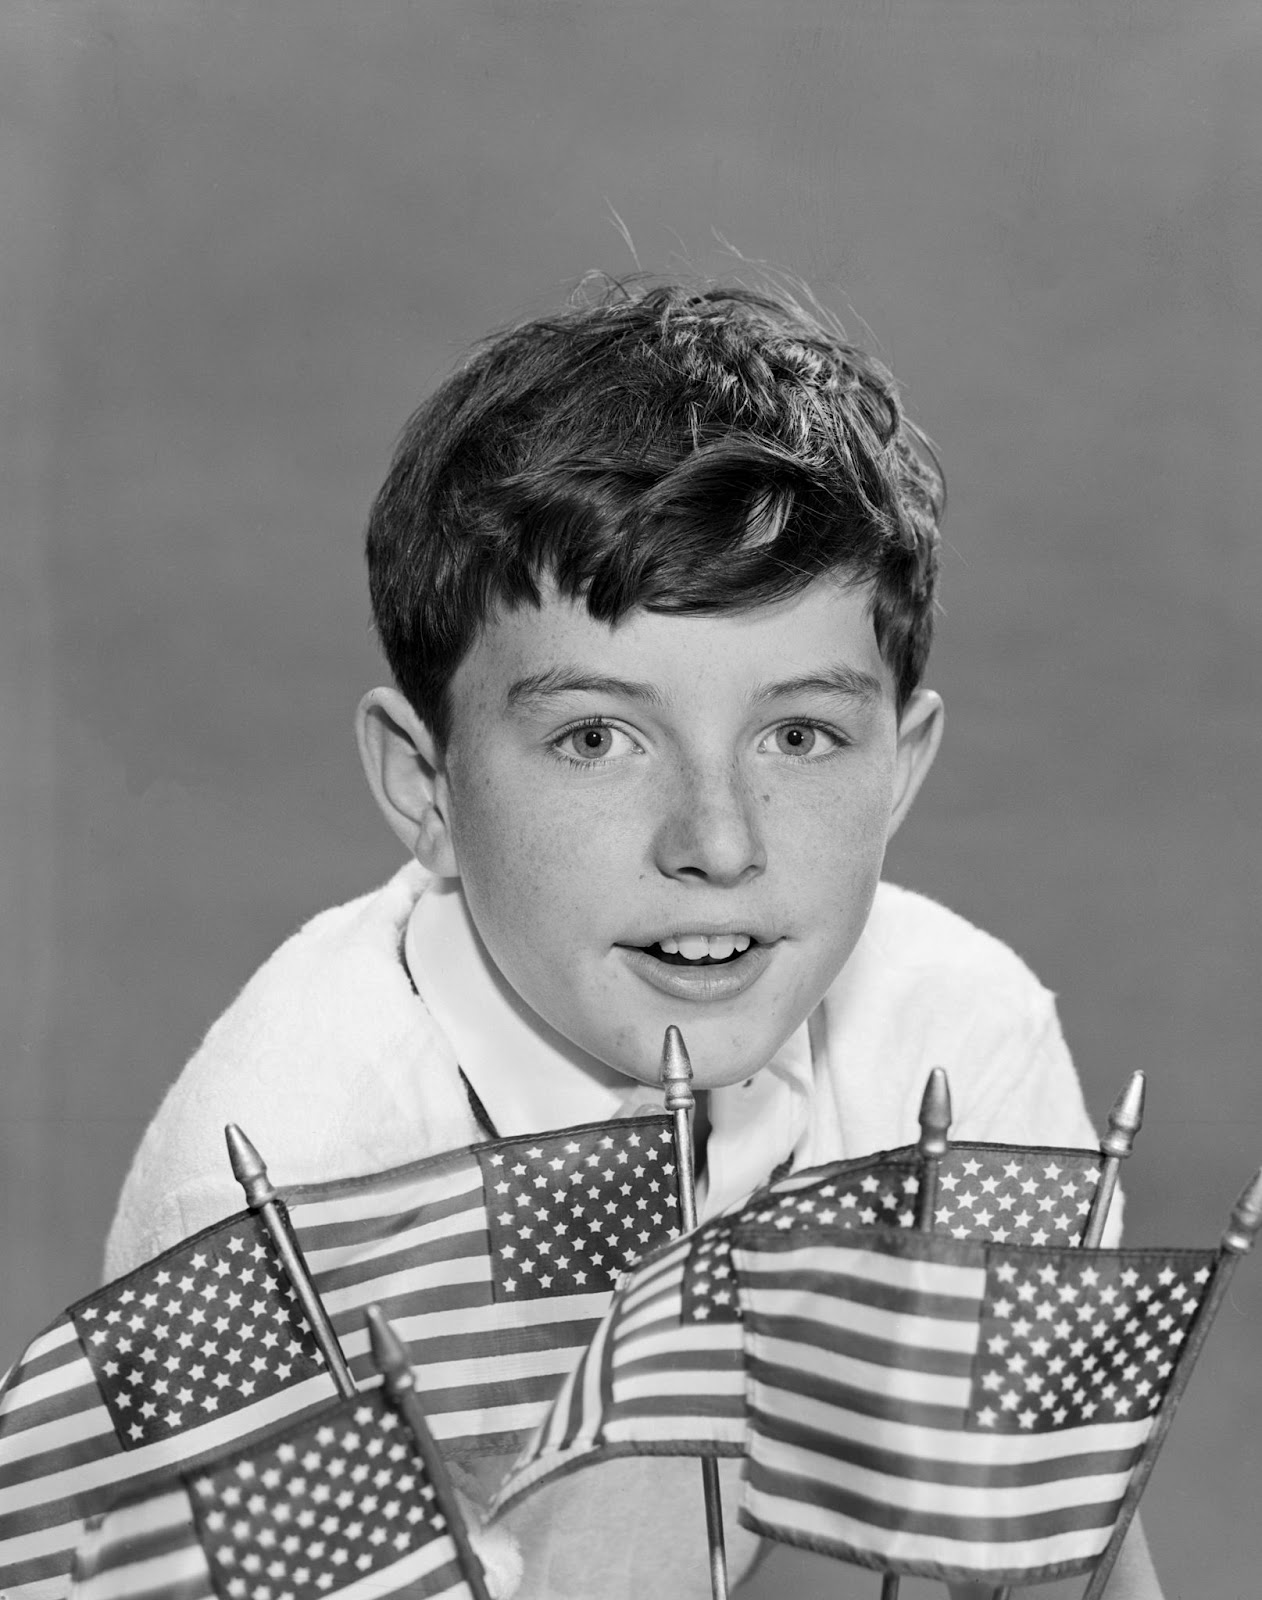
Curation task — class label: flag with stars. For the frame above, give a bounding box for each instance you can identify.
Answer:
[69,1388,484,1600]
[0,1213,338,1600]
[764,1142,1106,1247]
[282,1114,680,1456]
[492,1139,1136,1520]
[928,1145,1105,1246]
[734,1221,1216,1583]
[493,1147,921,1513]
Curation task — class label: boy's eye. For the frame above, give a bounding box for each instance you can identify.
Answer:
[555,722,637,762]
[764,722,843,758]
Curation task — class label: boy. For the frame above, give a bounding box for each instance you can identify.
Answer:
[106,281,1159,1596]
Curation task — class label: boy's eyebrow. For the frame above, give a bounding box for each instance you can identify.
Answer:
[751,666,886,705]
[505,668,668,710]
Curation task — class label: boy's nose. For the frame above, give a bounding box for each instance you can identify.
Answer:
[651,758,767,886]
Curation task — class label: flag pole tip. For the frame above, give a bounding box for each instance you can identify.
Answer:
[660,1025,694,1112]
[1223,1166,1262,1255]
[224,1124,267,1185]
[917,1067,952,1156]
[366,1304,413,1389]
[1101,1071,1146,1157]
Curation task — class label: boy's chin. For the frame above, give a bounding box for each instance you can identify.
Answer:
[601,1031,795,1095]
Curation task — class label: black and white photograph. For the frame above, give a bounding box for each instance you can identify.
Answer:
[3,6,1259,1597]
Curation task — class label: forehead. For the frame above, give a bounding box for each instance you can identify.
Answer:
[449,580,895,714]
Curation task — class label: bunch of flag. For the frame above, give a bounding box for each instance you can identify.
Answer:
[0,1113,681,1600]
[4,1038,1256,1600]
[492,1088,1260,1593]
[0,1212,339,1600]
[494,1137,1114,1512]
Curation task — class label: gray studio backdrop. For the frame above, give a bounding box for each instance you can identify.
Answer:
[3,5,1259,1596]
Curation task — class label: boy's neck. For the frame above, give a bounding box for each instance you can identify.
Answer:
[691,1089,712,1183]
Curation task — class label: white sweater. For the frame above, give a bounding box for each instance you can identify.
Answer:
[106,865,1107,1598]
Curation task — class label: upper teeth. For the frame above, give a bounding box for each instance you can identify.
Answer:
[658,933,753,961]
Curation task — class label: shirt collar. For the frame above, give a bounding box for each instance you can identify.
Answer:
[404,877,816,1219]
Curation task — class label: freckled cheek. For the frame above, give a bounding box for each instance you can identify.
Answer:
[763,767,896,877]
[449,776,629,944]
[452,799,554,926]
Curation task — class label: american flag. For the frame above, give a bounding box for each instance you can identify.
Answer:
[285,1114,680,1455]
[70,1388,484,1600]
[493,1140,1108,1513]
[734,1222,1215,1583]
[0,1214,339,1600]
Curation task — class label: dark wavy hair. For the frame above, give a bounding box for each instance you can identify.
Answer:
[366,279,944,745]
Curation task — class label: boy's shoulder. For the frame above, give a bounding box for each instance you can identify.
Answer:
[811,881,1085,1160]
[859,880,1056,1001]
[105,863,477,1277]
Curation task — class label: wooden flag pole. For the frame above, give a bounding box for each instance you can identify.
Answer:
[225,1123,357,1399]
[661,1026,730,1600]
[1079,1071,1146,1249]
[1080,1163,1262,1600]
[367,1305,496,1600]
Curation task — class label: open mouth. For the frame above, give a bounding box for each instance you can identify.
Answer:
[620,933,772,1001]
[640,934,756,967]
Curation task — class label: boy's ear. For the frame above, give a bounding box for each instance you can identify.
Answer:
[355,687,459,878]
[886,687,944,839]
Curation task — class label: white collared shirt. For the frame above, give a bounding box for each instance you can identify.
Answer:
[403,877,817,1219]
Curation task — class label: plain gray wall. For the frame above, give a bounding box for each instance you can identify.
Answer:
[3,4,1259,1595]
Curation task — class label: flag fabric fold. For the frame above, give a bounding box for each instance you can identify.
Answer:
[491,1227,747,1511]
[733,1222,1215,1582]
[492,1145,919,1511]
[69,1387,485,1600]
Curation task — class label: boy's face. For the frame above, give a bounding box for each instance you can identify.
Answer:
[413,579,940,1090]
